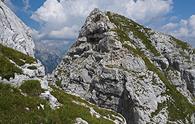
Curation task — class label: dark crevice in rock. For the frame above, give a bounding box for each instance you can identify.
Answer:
[182,70,195,96]
[0,6,13,31]
[172,61,180,71]
[118,90,136,124]
[118,75,136,124]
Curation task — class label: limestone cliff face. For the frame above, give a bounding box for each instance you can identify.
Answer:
[0,1,45,85]
[0,1,35,56]
[54,9,195,124]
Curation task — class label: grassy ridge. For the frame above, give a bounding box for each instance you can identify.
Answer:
[171,37,190,50]
[107,12,161,56]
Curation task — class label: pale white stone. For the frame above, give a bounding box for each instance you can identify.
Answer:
[40,91,60,109]
[74,118,88,124]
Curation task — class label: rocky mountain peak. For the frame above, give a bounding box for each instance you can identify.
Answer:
[0,1,35,56]
[54,9,195,124]
[69,9,122,58]
[79,8,114,37]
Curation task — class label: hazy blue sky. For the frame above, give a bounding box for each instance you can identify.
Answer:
[5,0,195,47]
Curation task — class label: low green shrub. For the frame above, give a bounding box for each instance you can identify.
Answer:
[20,80,43,96]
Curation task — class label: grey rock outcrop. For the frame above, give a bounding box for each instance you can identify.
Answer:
[0,1,35,56]
[54,9,195,124]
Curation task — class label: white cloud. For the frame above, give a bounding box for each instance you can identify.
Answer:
[162,15,195,47]
[125,0,172,22]
[161,23,178,31]
[31,0,173,42]
[48,25,78,40]
[31,0,66,28]
[189,15,195,31]
[23,0,30,12]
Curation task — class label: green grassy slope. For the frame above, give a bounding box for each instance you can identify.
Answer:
[0,81,123,124]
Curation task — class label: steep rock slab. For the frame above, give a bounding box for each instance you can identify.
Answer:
[0,1,35,56]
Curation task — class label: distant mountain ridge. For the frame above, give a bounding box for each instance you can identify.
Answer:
[35,40,72,73]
